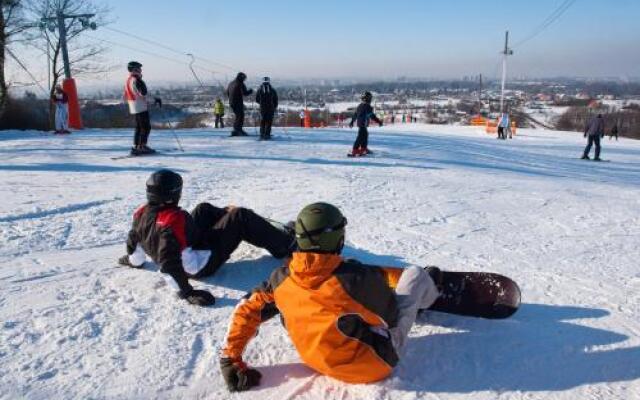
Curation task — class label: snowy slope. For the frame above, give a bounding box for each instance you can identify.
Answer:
[1,125,640,400]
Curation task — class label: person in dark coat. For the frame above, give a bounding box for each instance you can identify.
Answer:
[255,77,278,140]
[610,123,619,141]
[582,114,605,161]
[226,72,253,136]
[348,91,382,156]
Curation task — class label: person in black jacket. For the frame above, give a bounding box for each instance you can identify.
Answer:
[118,169,296,306]
[226,72,253,136]
[255,77,278,140]
[348,91,382,156]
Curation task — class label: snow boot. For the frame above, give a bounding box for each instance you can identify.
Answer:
[141,145,156,154]
[581,154,590,160]
[130,147,142,156]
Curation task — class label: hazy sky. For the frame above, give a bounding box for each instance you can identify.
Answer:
[9,0,640,88]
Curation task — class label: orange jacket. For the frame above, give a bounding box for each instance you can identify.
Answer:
[221,252,405,383]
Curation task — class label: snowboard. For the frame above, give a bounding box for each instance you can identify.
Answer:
[425,271,521,319]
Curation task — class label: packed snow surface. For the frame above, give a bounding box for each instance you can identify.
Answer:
[1,124,640,400]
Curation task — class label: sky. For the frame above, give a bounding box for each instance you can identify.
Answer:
[7,0,640,90]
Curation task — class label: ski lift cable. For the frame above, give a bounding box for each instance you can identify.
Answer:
[5,47,50,95]
[84,34,221,75]
[102,26,235,71]
[512,0,577,49]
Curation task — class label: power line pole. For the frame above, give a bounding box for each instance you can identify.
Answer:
[500,31,513,114]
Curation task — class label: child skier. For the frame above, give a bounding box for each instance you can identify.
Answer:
[124,61,154,155]
[219,202,440,391]
[118,169,296,307]
[51,84,70,134]
[213,98,225,129]
[497,112,511,140]
[348,91,382,156]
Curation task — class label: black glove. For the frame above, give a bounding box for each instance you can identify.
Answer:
[349,122,354,128]
[220,358,262,392]
[584,133,587,138]
[118,254,142,268]
[379,121,383,127]
[179,289,216,306]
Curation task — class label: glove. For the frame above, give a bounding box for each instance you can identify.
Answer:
[179,289,216,306]
[118,254,142,268]
[349,122,354,128]
[220,358,262,392]
[379,121,383,127]
[583,133,587,138]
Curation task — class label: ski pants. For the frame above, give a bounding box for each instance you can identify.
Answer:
[497,126,505,139]
[583,135,601,159]
[353,127,369,150]
[215,114,224,129]
[55,104,69,132]
[133,111,151,146]
[260,112,274,138]
[231,105,245,132]
[189,203,293,278]
[388,266,439,355]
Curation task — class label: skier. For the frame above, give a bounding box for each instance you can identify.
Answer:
[226,72,253,136]
[299,110,305,127]
[213,98,225,129]
[581,114,605,161]
[348,91,382,156]
[497,112,511,140]
[255,77,278,140]
[609,123,619,141]
[51,84,70,134]
[124,61,154,155]
[219,202,440,391]
[117,169,296,306]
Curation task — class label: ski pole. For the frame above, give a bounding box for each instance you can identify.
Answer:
[159,105,185,152]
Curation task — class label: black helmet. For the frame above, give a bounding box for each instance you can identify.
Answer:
[146,169,183,205]
[295,202,347,254]
[236,72,247,81]
[128,61,142,72]
[361,91,373,103]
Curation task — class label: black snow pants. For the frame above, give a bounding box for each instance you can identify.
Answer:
[583,135,601,159]
[189,203,293,278]
[353,126,369,150]
[215,114,224,129]
[231,105,245,133]
[260,112,274,139]
[134,111,151,146]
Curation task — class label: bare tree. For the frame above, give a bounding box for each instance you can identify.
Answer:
[28,0,109,126]
[1,0,31,118]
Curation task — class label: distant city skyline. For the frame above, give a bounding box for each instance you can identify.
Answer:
[6,0,640,90]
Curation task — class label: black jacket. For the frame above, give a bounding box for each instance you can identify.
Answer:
[125,204,224,293]
[226,78,253,109]
[255,83,278,115]
[351,103,381,128]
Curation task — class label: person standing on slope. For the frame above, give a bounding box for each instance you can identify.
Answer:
[213,98,225,129]
[226,72,253,136]
[118,169,296,306]
[348,91,382,156]
[219,202,441,391]
[609,122,619,141]
[124,61,155,156]
[51,84,70,134]
[581,114,605,161]
[497,112,511,140]
[255,77,279,140]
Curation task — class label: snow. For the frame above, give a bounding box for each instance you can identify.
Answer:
[1,124,640,399]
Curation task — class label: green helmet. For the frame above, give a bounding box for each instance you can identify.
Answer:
[295,202,347,253]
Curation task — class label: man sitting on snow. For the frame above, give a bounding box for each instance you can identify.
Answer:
[118,169,295,306]
[219,202,440,391]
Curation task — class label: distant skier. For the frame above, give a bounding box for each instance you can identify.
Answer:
[219,202,440,391]
[609,123,619,141]
[255,77,278,140]
[51,84,70,134]
[348,91,382,156]
[213,98,225,129]
[124,61,154,155]
[581,114,605,161]
[299,110,305,127]
[226,72,253,136]
[497,112,511,140]
[117,169,296,306]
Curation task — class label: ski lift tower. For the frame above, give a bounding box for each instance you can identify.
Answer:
[40,10,97,130]
[500,31,514,114]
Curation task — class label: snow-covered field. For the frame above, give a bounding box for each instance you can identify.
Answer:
[1,124,640,400]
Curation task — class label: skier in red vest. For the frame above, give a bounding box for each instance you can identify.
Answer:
[124,61,154,156]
